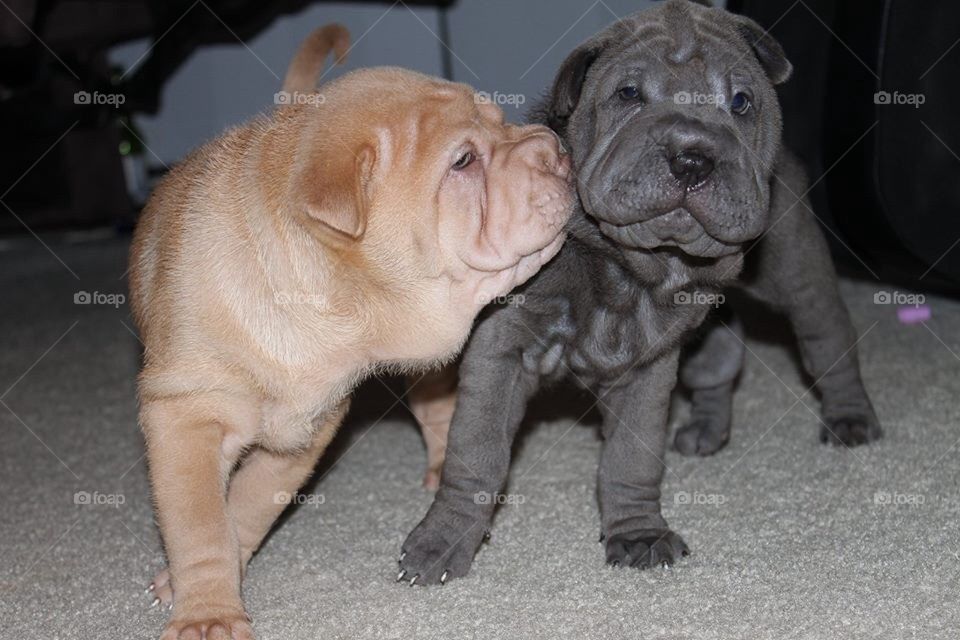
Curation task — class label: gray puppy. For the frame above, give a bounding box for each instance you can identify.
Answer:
[397,0,879,585]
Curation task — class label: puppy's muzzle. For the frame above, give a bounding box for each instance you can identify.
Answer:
[654,114,722,191]
[669,150,714,190]
[511,127,572,181]
[584,110,762,258]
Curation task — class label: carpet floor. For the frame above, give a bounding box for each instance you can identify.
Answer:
[1,236,958,639]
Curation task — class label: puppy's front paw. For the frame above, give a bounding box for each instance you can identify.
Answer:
[820,415,882,447]
[605,529,689,569]
[160,613,254,640]
[674,419,730,456]
[398,508,487,586]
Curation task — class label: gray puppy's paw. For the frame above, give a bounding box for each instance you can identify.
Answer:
[397,509,488,586]
[674,419,730,456]
[605,529,690,569]
[820,415,882,447]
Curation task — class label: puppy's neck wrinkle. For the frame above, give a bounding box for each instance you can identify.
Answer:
[217,135,387,376]
[251,119,387,328]
[565,210,741,299]
[566,212,672,288]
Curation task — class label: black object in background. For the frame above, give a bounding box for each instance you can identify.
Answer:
[729,0,960,293]
[0,0,455,235]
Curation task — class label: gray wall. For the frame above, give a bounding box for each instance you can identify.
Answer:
[109,0,678,166]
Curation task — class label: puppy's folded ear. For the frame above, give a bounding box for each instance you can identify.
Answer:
[546,41,604,134]
[300,144,376,239]
[736,16,793,85]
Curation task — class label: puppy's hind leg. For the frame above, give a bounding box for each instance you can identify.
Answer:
[407,366,458,490]
[675,310,744,456]
[746,152,880,446]
[229,401,349,568]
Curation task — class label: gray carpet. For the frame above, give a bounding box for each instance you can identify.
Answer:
[2,235,958,640]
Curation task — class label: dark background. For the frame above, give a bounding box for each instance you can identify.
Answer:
[1,0,958,291]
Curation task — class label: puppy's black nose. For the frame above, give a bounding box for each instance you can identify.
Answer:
[669,150,714,186]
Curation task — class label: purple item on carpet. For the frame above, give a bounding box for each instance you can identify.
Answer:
[897,305,931,324]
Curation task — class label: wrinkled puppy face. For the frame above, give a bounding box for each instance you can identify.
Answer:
[292,67,573,358]
[414,89,573,308]
[548,0,792,259]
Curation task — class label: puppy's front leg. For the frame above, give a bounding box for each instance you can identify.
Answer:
[598,351,690,569]
[407,367,458,490]
[143,396,255,640]
[399,331,537,585]
[148,402,349,607]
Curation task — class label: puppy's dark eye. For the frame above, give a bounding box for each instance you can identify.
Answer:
[617,86,640,101]
[452,151,475,171]
[731,92,752,115]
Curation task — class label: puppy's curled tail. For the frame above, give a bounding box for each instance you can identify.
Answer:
[282,23,350,93]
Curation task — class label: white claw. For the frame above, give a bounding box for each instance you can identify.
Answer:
[399,552,406,562]
[150,597,160,608]
[396,569,407,582]
[409,574,419,587]
[440,570,449,585]
[145,584,155,594]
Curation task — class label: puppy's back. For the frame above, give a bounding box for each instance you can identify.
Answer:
[129,120,272,342]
